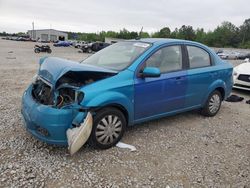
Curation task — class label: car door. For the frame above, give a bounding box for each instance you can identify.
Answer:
[184,45,216,107]
[134,45,188,121]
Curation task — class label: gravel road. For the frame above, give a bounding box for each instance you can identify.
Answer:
[0,39,249,187]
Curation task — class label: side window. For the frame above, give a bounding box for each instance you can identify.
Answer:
[145,46,182,73]
[187,46,211,68]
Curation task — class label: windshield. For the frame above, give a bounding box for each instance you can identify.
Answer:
[81,41,151,71]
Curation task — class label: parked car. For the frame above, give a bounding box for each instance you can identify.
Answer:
[215,49,223,54]
[53,41,71,47]
[10,37,18,41]
[233,60,250,91]
[217,51,240,60]
[21,39,233,155]
[74,41,86,48]
[81,42,110,53]
[34,45,52,53]
[238,52,250,60]
[16,37,26,41]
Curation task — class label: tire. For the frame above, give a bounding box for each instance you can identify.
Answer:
[87,48,92,53]
[34,48,40,53]
[89,107,126,149]
[47,49,52,53]
[201,90,222,117]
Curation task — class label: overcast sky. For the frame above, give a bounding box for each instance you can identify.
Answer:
[0,0,249,33]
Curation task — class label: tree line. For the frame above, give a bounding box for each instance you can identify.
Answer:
[1,18,250,48]
[67,18,250,49]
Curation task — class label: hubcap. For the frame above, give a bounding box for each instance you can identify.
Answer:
[209,94,221,114]
[96,115,122,145]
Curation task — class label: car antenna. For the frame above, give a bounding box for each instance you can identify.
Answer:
[136,26,143,40]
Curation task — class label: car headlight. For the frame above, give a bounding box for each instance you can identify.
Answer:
[76,91,85,104]
[233,68,239,76]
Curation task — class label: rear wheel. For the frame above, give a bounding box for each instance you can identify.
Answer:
[89,107,126,149]
[201,90,222,117]
[87,48,92,53]
[34,48,40,53]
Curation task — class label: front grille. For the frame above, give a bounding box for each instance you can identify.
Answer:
[238,74,250,83]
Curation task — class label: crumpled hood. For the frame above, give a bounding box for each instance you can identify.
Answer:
[38,57,117,84]
[234,62,250,75]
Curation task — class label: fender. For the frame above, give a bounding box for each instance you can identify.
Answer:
[202,79,226,106]
[83,91,134,125]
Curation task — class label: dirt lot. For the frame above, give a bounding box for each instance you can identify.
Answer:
[0,39,249,188]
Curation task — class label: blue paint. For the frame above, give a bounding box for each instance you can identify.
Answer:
[21,39,233,145]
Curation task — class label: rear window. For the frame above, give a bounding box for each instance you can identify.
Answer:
[187,46,211,68]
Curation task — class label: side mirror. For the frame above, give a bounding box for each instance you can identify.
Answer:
[141,67,161,78]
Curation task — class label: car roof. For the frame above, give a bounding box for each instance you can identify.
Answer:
[135,38,182,43]
[129,38,205,46]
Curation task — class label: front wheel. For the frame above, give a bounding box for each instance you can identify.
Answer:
[34,48,40,53]
[201,90,222,117]
[47,49,52,53]
[89,107,126,149]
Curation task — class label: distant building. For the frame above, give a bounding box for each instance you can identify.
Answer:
[27,29,68,42]
[105,37,125,44]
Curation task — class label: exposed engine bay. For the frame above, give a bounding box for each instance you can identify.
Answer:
[32,71,115,108]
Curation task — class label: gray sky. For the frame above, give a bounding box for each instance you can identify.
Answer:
[0,0,249,33]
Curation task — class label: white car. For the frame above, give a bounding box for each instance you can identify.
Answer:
[74,41,86,48]
[233,60,250,91]
[218,52,240,60]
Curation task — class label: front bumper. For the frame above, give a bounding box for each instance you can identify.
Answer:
[233,75,250,91]
[21,86,86,146]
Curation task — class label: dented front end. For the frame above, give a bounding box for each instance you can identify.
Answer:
[21,57,116,147]
[22,85,84,145]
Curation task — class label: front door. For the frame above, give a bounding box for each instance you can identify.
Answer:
[134,45,188,121]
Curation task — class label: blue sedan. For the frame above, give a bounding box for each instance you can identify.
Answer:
[22,38,233,154]
[53,41,71,47]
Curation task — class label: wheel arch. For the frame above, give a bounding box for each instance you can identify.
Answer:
[202,80,226,106]
[83,90,134,126]
[215,87,225,100]
[93,104,129,127]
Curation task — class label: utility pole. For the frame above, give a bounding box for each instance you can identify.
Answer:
[139,26,143,37]
[49,24,51,42]
[32,22,35,40]
[136,26,143,40]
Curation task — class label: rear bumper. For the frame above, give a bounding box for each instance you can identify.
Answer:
[21,86,86,145]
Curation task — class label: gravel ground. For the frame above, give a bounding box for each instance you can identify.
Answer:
[0,39,249,188]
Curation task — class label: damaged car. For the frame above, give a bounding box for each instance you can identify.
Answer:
[21,39,233,155]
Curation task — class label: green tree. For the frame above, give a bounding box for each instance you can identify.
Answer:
[212,21,240,47]
[158,27,171,38]
[195,28,206,43]
[170,28,178,38]
[177,25,196,40]
[140,32,150,38]
[151,31,160,38]
[239,18,250,45]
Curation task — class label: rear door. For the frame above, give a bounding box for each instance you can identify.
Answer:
[184,45,216,107]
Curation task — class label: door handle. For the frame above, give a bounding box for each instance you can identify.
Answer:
[175,77,183,80]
